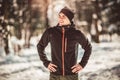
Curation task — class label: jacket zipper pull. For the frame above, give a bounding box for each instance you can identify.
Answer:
[62,27,65,33]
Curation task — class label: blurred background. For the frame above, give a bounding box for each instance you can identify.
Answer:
[0,0,120,80]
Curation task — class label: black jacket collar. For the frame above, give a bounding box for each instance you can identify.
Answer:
[56,23,75,30]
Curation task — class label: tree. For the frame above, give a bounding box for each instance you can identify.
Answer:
[90,0,101,43]
[0,0,11,55]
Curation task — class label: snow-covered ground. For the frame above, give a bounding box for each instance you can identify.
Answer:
[0,35,120,80]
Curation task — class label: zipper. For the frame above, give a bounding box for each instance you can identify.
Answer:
[62,27,65,76]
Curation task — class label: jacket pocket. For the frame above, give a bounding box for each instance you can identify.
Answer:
[65,38,67,53]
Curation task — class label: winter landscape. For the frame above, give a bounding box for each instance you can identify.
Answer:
[0,34,120,80]
[0,0,120,80]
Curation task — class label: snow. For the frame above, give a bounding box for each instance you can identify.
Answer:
[0,35,120,80]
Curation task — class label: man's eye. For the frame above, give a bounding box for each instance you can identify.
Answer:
[59,15,66,19]
[62,15,65,18]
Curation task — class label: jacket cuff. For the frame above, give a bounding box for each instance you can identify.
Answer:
[79,62,85,68]
[44,61,51,68]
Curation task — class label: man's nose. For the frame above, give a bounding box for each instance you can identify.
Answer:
[59,16,64,19]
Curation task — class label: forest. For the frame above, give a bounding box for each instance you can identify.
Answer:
[0,0,120,80]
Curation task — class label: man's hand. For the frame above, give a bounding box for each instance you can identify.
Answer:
[71,64,83,73]
[48,63,57,72]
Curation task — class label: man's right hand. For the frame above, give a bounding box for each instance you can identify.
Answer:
[48,63,57,72]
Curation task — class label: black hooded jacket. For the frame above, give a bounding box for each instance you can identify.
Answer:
[37,24,92,75]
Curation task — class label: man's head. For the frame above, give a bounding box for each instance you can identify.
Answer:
[58,7,74,26]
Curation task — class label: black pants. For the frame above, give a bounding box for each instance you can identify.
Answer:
[50,74,78,80]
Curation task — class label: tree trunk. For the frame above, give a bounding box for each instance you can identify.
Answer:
[3,1,10,55]
[92,18,99,43]
[91,0,100,43]
[24,24,32,48]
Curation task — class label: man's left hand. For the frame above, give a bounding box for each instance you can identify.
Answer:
[71,64,83,73]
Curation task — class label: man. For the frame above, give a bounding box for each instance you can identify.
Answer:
[37,7,92,80]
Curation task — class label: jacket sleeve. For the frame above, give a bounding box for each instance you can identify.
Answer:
[77,31,92,68]
[37,29,51,68]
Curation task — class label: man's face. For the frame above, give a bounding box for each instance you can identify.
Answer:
[58,13,71,26]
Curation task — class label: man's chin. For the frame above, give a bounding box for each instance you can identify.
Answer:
[59,23,64,26]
